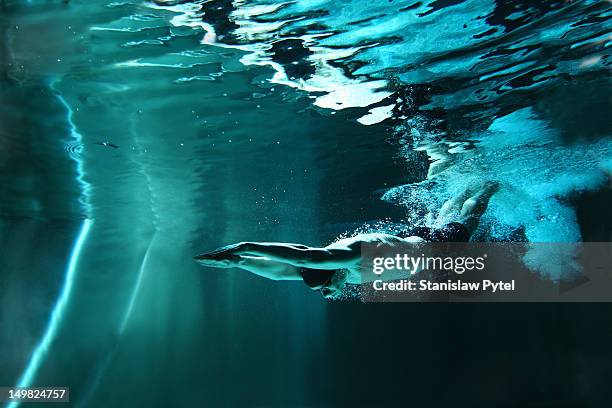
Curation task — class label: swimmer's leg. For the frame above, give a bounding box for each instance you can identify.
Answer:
[458,181,500,234]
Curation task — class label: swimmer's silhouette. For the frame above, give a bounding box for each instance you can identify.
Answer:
[196,182,499,298]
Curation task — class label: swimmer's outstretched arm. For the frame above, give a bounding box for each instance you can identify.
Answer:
[234,256,303,281]
[199,242,359,270]
[241,243,358,269]
[195,254,303,281]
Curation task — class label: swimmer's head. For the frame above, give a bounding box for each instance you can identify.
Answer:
[320,269,349,299]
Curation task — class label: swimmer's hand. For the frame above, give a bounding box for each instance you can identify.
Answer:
[194,252,242,268]
[194,242,251,267]
[198,242,250,258]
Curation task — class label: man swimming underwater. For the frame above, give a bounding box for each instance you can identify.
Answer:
[195,182,499,298]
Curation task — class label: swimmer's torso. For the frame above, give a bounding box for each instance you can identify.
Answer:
[327,232,425,250]
[325,233,425,281]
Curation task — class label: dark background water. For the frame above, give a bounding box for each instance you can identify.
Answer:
[1,1,611,407]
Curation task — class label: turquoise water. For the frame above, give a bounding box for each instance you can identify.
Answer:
[1,1,611,407]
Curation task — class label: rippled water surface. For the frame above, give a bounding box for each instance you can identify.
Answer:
[1,0,611,407]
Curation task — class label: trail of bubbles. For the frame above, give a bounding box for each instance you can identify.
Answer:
[384,108,612,279]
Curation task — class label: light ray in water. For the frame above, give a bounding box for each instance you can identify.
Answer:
[119,232,156,334]
[7,80,93,408]
[52,81,92,211]
[7,219,92,408]
[76,232,156,408]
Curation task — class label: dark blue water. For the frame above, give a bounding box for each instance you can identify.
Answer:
[1,1,611,407]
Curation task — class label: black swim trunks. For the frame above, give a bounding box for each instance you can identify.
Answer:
[397,222,470,242]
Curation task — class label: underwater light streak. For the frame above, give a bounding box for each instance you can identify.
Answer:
[75,232,156,408]
[7,81,93,408]
[53,83,92,210]
[7,219,92,408]
[119,233,156,334]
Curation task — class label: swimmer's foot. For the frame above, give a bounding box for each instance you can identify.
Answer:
[437,182,483,221]
[467,181,500,210]
[481,180,500,195]
[458,180,500,233]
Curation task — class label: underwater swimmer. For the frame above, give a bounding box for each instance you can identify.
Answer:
[195,182,499,298]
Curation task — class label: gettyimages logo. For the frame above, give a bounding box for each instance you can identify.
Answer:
[360,242,612,302]
[372,253,488,275]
